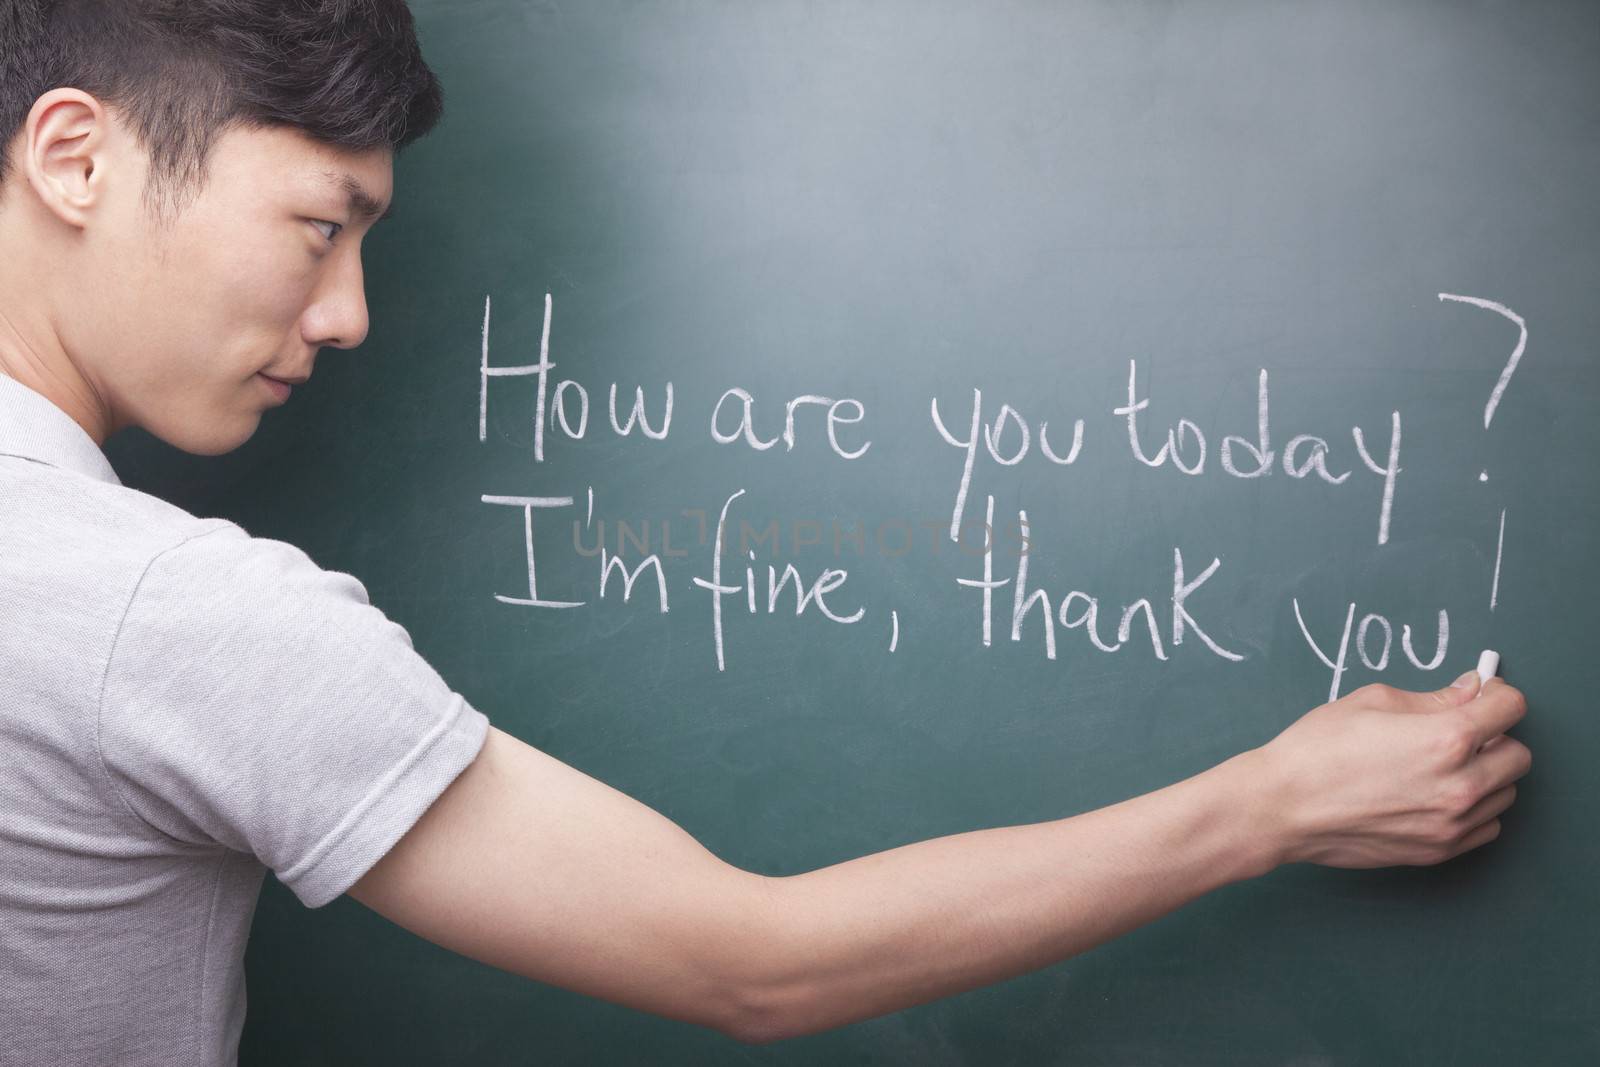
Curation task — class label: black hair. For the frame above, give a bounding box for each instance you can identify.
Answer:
[0,0,441,221]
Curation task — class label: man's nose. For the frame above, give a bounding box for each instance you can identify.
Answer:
[304,249,370,350]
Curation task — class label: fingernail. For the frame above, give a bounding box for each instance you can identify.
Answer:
[1452,670,1479,689]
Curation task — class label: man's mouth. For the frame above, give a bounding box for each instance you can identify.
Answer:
[257,373,294,403]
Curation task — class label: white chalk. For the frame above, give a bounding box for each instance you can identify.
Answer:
[1476,649,1501,687]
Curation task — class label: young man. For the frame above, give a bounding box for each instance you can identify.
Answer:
[0,2,1532,1063]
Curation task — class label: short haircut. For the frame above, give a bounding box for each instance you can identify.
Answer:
[0,0,442,222]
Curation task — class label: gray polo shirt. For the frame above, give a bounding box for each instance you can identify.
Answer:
[0,373,490,1066]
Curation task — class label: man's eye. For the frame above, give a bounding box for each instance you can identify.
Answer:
[310,219,343,243]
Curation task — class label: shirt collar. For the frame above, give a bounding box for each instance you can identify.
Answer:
[0,372,122,486]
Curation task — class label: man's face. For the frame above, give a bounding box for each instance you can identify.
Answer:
[64,119,392,455]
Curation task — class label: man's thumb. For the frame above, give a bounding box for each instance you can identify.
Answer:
[1434,669,1481,705]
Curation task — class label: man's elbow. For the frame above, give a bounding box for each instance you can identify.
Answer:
[722,988,788,1046]
[713,874,810,1046]
[721,971,804,1046]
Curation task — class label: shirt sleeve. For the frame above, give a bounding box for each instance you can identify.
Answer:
[97,523,490,908]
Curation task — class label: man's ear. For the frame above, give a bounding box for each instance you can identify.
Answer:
[22,87,116,230]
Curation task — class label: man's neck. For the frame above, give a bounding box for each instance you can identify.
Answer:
[0,303,115,447]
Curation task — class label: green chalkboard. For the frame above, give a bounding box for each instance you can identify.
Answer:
[107,1,1595,1063]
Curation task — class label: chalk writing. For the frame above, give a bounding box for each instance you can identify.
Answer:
[474,289,1526,699]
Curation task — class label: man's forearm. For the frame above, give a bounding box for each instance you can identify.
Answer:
[736,749,1285,1043]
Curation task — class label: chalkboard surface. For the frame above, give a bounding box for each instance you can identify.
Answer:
[107,1,1595,1063]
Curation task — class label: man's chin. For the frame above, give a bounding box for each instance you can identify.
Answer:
[146,413,262,457]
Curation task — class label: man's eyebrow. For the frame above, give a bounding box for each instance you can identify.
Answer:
[318,170,393,223]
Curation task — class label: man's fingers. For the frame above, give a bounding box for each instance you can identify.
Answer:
[1470,729,1533,791]
[1448,817,1504,858]
[1458,782,1518,830]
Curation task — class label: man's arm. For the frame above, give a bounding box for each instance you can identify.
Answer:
[347,725,774,1040]
[348,725,1268,1044]
[350,675,1529,1045]
[742,747,1277,1042]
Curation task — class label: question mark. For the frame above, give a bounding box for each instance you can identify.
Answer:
[1437,292,1528,482]
[1438,292,1527,610]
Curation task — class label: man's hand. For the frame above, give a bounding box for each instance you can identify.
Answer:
[1252,672,1532,869]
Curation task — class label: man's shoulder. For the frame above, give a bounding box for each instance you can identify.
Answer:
[0,457,341,614]
[100,483,245,566]
[2,455,232,575]
[4,455,377,645]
